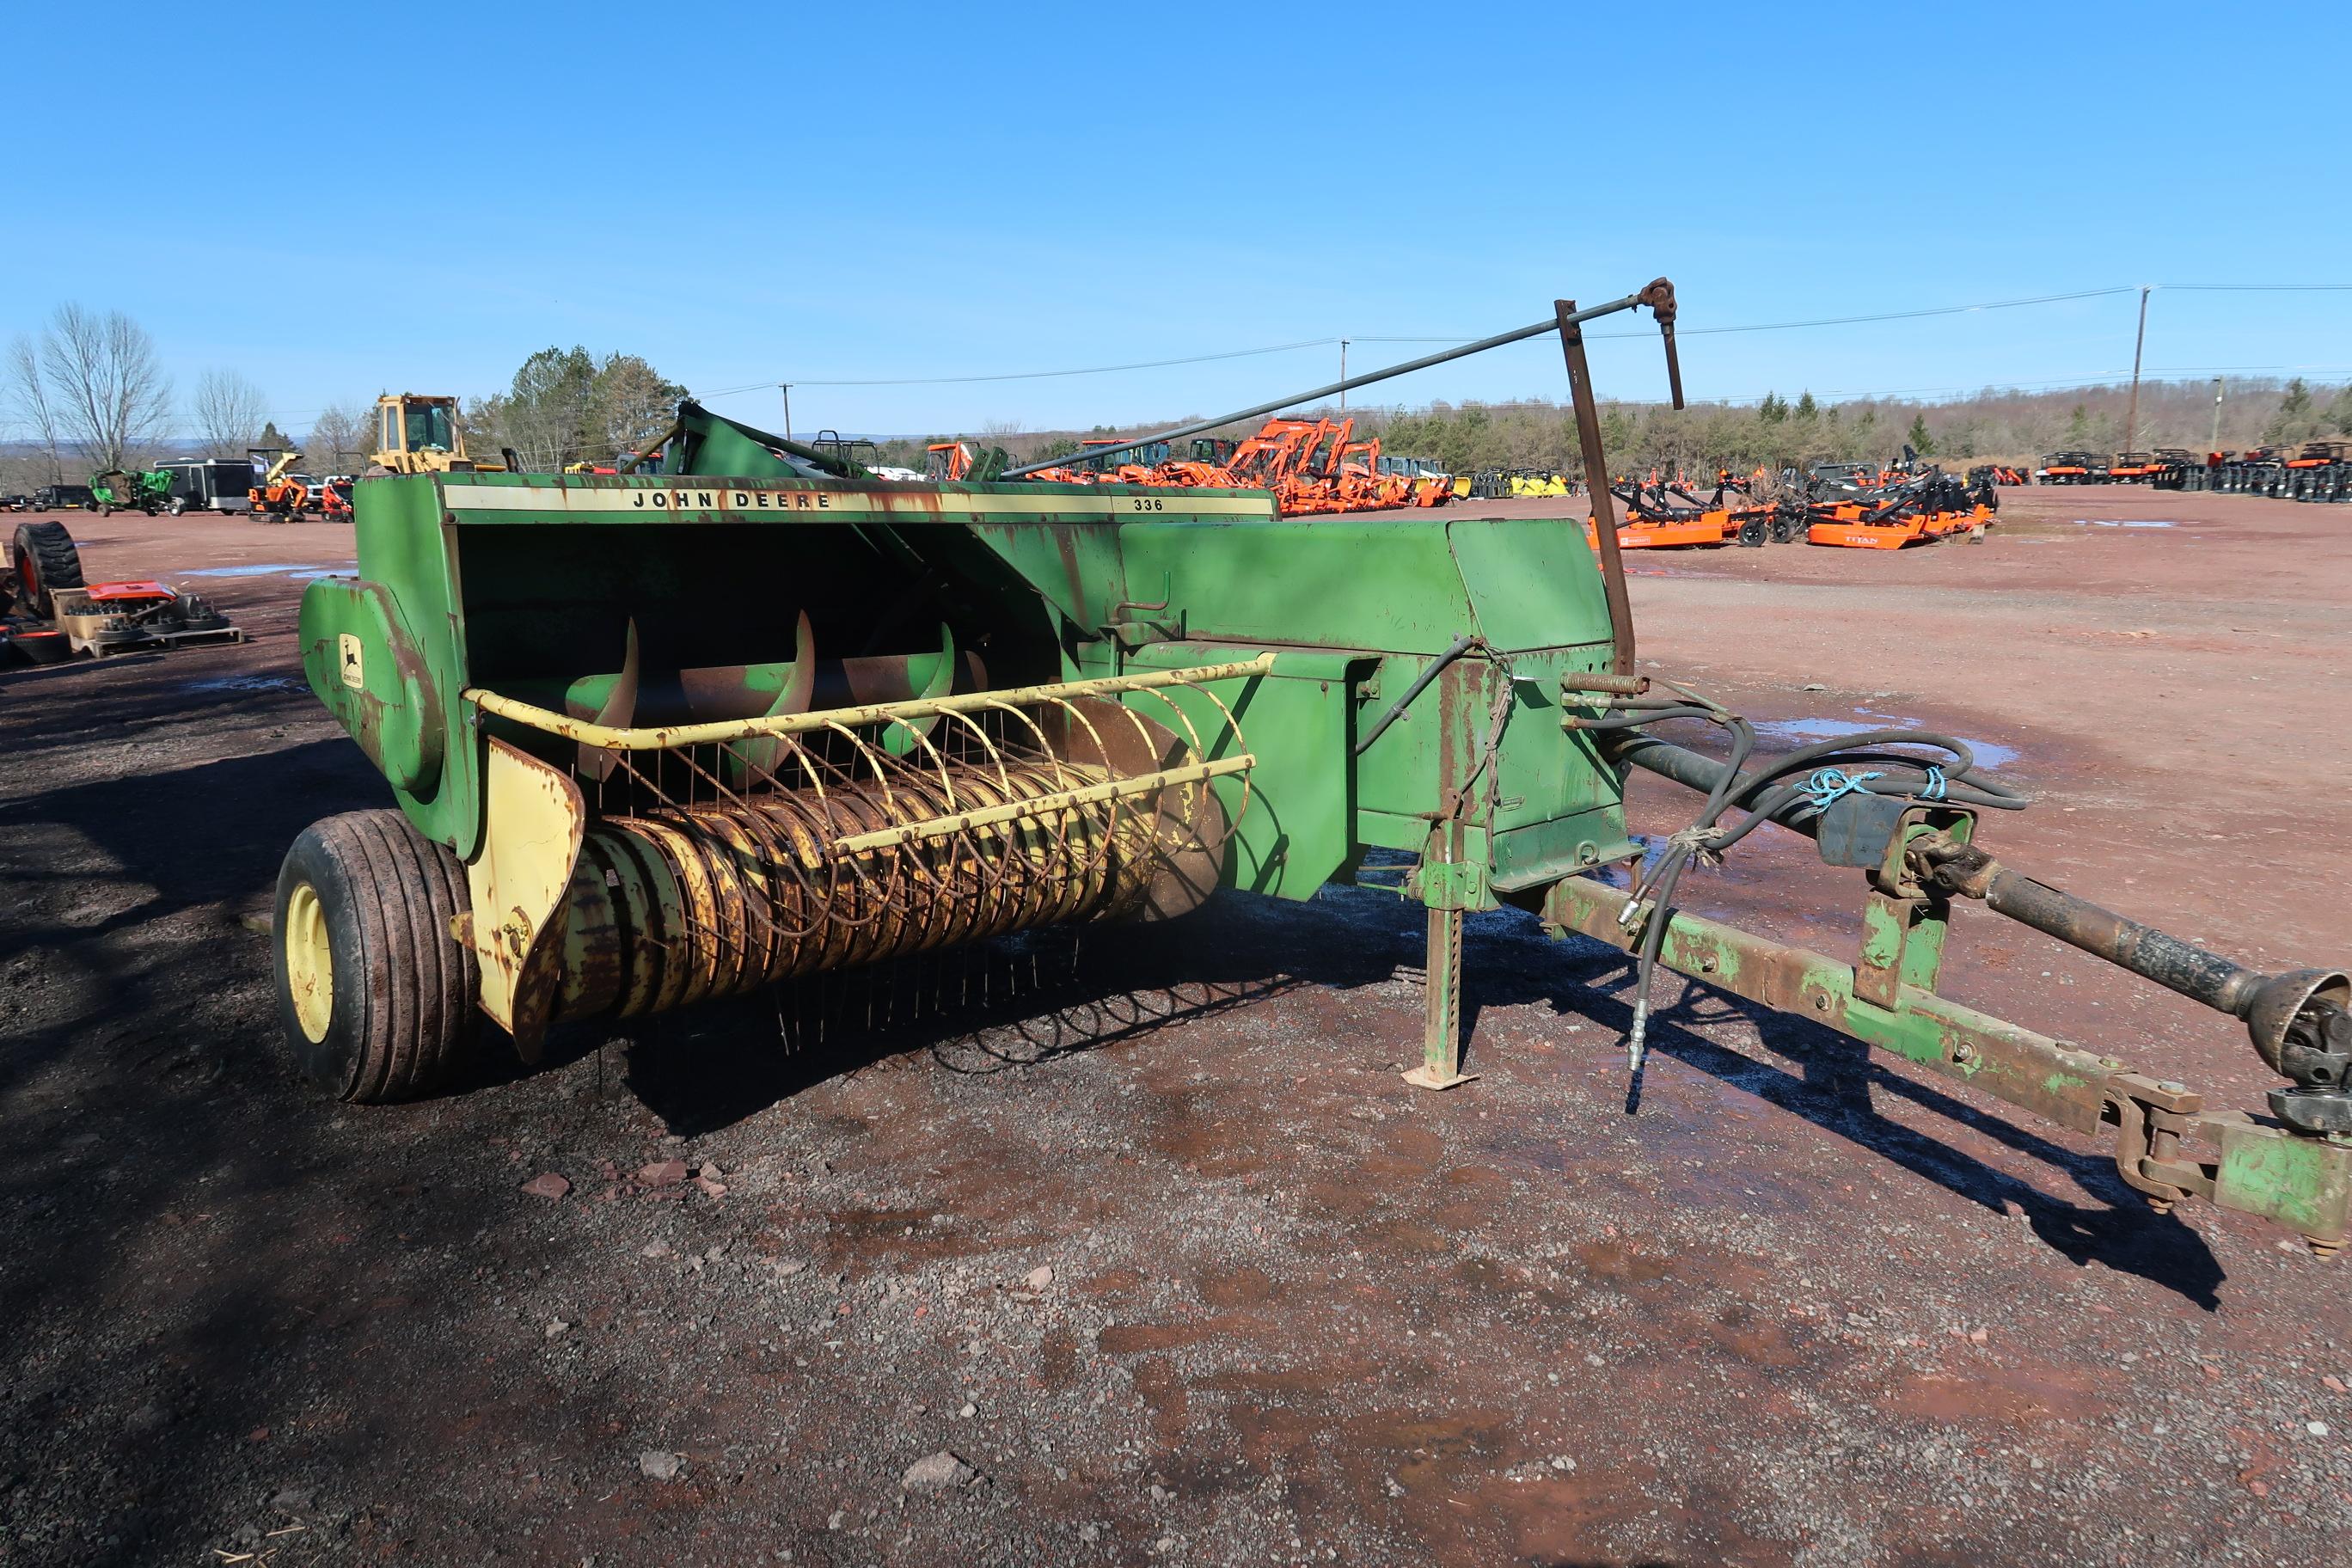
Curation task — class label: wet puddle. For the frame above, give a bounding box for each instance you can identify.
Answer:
[179,674,306,695]
[1750,714,2019,769]
[180,562,350,579]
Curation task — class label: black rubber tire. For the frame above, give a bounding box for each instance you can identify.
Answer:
[12,519,84,616]
[168,497,187,516]
[1736,518,1767,548]
[272,810,480,1103]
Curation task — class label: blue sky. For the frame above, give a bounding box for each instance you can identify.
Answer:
[9,0,2349,439]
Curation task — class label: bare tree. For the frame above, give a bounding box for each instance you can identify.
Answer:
[306,401,373,473]
[4,334,65,485]
[38,304,172,472]
[588,354,686,465]
[193,369,268,456]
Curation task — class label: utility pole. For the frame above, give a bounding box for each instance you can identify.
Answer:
[2210,377,2225,451]
[1338,341,1349,411]
[2122,285,2152,453]
[779,383,793,441]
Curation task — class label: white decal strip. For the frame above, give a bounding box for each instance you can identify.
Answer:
[444,483,1274,519]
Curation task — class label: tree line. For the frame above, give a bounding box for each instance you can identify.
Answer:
[849,377,2352,486]
[8,299,2348,494]
[2,302,690,492]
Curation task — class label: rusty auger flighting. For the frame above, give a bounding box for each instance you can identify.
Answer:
[276,277,2352,1261]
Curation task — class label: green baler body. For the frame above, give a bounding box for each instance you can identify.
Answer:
[297,469,1632,898]
[284,436,2352,1253]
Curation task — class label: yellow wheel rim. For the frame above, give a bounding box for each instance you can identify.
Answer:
[285,881,334,1043]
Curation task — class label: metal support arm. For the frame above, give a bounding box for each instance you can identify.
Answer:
[1539,873,2352,1254]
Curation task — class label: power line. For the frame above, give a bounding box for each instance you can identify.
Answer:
[1699,364,2352,406]
[2162,284,2352,291]
[258,283,2349,425]
[695,336,1341,397]
[698,285,2189,398]
[1349,285,2159,346]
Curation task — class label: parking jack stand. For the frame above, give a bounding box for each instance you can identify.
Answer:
[1406,895,1477,1091]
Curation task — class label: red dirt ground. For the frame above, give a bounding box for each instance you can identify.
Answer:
[0,486,2346,1567]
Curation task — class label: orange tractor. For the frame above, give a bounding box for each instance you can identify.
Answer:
[248,449,313,522]
[922,441,1013,481]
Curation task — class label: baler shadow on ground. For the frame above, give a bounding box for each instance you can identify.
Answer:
[590,868,2230,1309]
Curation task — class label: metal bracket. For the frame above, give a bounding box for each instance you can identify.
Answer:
[2103,1073,2208,1211]
[1416,856,1491,913]
[1853,812,1966,1012]
[1853,891,1924,1011]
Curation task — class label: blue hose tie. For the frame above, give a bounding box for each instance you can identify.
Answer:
[1920,765,1948,801]
[1798,767,1884,815]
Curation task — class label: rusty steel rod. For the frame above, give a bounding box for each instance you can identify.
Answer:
[998,291,1659,478]
[1355,633,1479,756]
[830,754,1255,854]
[1979,870,2263,1019]
[467,654,1275,750]
[1557,300,1635,679]
[1606,730,2271,1025]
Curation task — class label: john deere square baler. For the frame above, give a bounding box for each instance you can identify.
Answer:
[278,282,2352,1260]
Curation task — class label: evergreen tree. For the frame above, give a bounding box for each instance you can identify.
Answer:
[1793,391,1818,422]
[2263,377,2316,444]
[1906,413,1935,456]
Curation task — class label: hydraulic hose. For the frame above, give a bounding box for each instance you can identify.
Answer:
[1581,695,2025,1093]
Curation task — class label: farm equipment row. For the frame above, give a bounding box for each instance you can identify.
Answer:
[1016,417,1455,516]
[1459,468,1577,499]
[272,278,2352,1274]
[2030,450,2173,486]
[2152,442,2352,502]
[2028,443,2352,501]
[2034,450,2111,484]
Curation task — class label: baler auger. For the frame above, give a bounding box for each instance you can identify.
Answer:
[278,277,2352,1261]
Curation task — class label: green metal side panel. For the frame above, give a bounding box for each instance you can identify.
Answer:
[298,475,481,854]
[1117,520,1477,654]
[967,519,1135,635]
[1106,643,1357,900]
[2216,1124,2352,1243]
[1114,513,1615,657]
[1442,516,1614,653]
